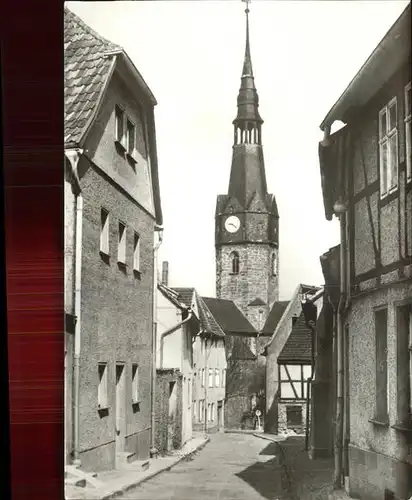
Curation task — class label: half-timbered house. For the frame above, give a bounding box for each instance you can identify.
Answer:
[276,312,313,435]
[318,4,411,498]
[263,284,320,434]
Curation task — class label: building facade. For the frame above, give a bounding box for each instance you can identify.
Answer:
[263,284,319,434]
[155,282,198,452]
[64,8,162,473]
[173,288,227,433]
[276,312,314,436]
[319,5,411,497]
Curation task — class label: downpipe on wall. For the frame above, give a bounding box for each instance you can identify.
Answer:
[343,183,352,491]
[334,199,348,490]
[65,149,83,467]
[150,225,163,459]
[72,194,84,467]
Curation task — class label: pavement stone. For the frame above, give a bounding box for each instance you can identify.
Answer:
[278,436,335,500]
[66,433,340,500]
[327,491,353,500]
[121,432,285,499]
[65,435,210,500]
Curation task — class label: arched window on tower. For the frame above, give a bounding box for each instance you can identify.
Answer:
[272,253,278,276]
[231,252,240,274]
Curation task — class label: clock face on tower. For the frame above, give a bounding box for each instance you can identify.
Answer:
[225,215,241,233]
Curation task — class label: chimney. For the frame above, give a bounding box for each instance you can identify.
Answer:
[162,261,169,286]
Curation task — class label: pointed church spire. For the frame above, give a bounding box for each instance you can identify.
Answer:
[242,1,253,77]
[234,0,263,139]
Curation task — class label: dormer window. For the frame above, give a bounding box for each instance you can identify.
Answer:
[231,252,240,274]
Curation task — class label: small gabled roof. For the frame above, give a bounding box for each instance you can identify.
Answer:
[248,298,266,307]
[277,312,312,365]
[172,287,196,308]
[196,296,226,339]
[64,8,163,226]
[202,297,257,335]
[262,301,289,335]
[64,7,157,146]
[158,284,188,311]
[262,284,320,352]
[172,288,225,338]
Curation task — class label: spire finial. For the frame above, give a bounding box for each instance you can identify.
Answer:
[241,0,253,77]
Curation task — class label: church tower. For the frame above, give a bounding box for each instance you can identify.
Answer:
[215,2,279,331]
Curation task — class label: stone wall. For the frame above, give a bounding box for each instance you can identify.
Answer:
[216,243,278,327]
[155,369,183,455]
[278,401,308,435]
[225,351,265,429]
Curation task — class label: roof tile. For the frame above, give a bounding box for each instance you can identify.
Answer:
[262,301,289,335]
[202,297,257,335]
[64,7,121,145]
[171,289,225,338]
[277,312,313,364]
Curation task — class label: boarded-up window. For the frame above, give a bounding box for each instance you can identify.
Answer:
[100,209,110,255]
[115,105,125,144]
[132,364,139,403]
[375,308,388,423]
[286,405,302,428]
[396,304,412,427]
[118,221,126,264]
[98,363,109,409]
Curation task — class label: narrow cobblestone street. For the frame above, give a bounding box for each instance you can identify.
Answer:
[121,433,334,500]
[122,433,285,500]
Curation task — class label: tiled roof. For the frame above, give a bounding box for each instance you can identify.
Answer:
[202,297,257,335]
[277,312,312,364]
[248,298,266,307]
[172,288,195,308]
[262,301,289,335]
[158,284,188,311]
[172,288,225,338]
[196,296,225,338]
[64,7,121,145]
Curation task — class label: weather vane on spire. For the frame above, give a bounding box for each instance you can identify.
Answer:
[242,0,251,15]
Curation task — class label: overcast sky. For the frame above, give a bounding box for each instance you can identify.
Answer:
[67,0,409,300]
